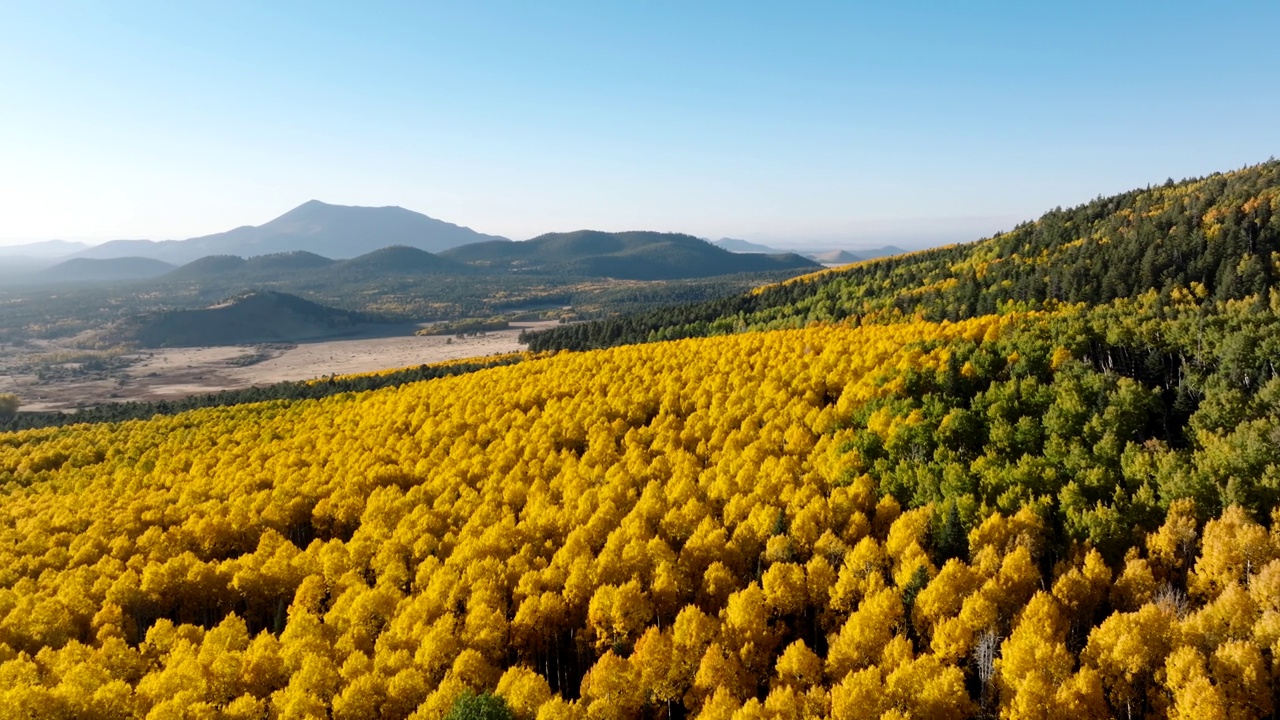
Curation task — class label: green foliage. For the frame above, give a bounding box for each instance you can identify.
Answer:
[445,692,515,720]
[0,393,17,421]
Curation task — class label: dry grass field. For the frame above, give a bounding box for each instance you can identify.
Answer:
[0,321,553,411]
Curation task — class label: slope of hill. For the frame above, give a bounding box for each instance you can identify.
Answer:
[525,160,1280,351]
[3,298,1279,717]
[28,256,176,284]
[165,251,336,281]
[5,161,1280,718]
[332,245,470,276]
[74,200,509,264]
[104,290,376,347]
[442,230,820,280]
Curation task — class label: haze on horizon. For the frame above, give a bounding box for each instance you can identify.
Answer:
[1,1,1277,249]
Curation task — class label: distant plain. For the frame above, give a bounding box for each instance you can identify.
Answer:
[0,321,549,412]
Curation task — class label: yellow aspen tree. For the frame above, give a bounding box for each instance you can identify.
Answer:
[1189,506,1276,600]
[496,665,553,720]
[696,687,743,720]
[1182,582,1258,650]
[911,559,980,643]
[580,651,644,720]
[631,626,681,713]
[826,585,903,681]
[693,643,751,706]
[1082,603,1180,716]
[1210,641,1271,720]
[761,563,808,617]
[829,667,884,720]
[774,640,823,690]
[1146,499,1200,580]
[1110,550,1157,612]
[1050,548,1110,627]
[882,654,975,720]
[721,582,780,686]
[535,696,586,720]
[1164,646,1228,720]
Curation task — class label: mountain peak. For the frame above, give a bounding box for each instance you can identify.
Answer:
[74,202,509,264]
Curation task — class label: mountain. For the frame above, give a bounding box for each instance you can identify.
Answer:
[165,251,335,281]
[441,230,819,280]
[0,239,92,258]
[74,201,508,264]
[30,257,176,284]
[104,290,375,347]
[712,238,786,253]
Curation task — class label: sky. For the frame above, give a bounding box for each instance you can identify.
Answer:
[1,1,1277,249]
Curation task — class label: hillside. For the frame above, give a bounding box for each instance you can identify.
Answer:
[525,160,1280,351]
[3,301,1280,717]
[74,200,509,264]
[28,256,176,284]
[4,161,1280,718]
[165,251,336,281]
[332,245,470,276]
[441,230,819,280]
[104,290,376,347]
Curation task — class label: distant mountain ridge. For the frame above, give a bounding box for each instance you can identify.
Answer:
[0,239,93,258]
[711,238,907,265]
[72,201,508,264]
[441,230,819,280]
[712,238,785,253]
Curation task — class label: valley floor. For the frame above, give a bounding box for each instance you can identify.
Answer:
[0,321,554,411]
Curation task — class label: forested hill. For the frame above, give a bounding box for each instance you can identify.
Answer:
[524,160,1280,351]
[7,163,1280,718]
[440,230,820,280]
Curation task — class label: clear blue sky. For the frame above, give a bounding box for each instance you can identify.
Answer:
[1,1,1277,248]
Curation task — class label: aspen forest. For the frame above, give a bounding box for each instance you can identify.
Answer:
[3,162,1280,719]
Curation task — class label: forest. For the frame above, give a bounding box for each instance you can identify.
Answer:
[1,162,1279,719]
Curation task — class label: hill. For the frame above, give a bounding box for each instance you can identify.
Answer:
[331,245,470,276]
[165,251,336,281]
[28,256,176,284]
[525,160,1280,351]
[5,160,1280,718]
[3,302,1279,716]
[104,290,376,347]
[441,230,820,280]
[74,200,509,264]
